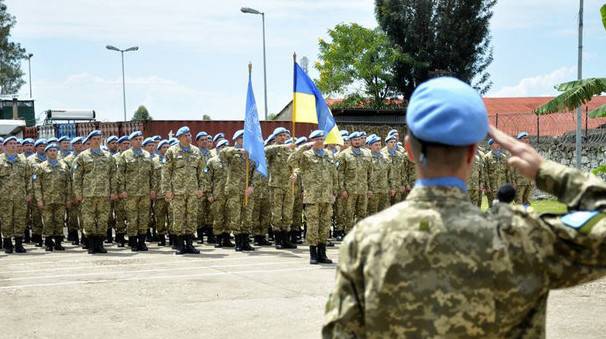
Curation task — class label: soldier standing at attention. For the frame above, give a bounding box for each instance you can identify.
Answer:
[73,130,118,254]
[290,136,307,244]
[143,137,159,242]
[33,143,71,251]
[366,136,393,215]
[221,130,255,252]
[63,137,83,245]
[323,77,606,338]
[514,131,535,206]
[58,136,72,159]
[382,134,405,205]
[0,136,32,253]
[161,126,205,255]
[28,138,47,247]
[116,132,156,252]
[21,138,34,158]
[264,127,297,249]
[153,140,170,246]
[336,131,373,235]
[195,131,214,244]
[206,139,233,248]
[484,138,512,207]
[288,130,337,264]
[112,135,130,246]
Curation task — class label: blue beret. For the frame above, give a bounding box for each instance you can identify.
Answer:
[232,129,244,141]
[129,131,143,140]
[58,136,69,142]
[106,136,119,144]
[87,130,102,139]
[309,130,325,140]
[34,139,48,147]
[368,136,381,145]
[406,77,488,146]
[285,139,293,145]
[397,141,403,146]
[387,129,398,136]
[44,143,58,152]
[0,137,3,144]
[349,131,361,139]
[516,132,529,140]
[71,137,83,145]
[264,136,274,146]
[340,130,349,137]
[360,131,367,137]
[367,133,377,141]
[175,126,190,137]
[168,138,178,146]
[152,135,161,141]
[196,131,208,140]
[342,135,350,142]
[47,137,58,144]
[385,135,396,143]
[117,136,130,144]
[487,138,495,146]
[216,139,229,148]
[213,133,225,143]
[273,127,290,136]
[4,136,18,144]
[22,138,34,145]
[206,135,213,140]
[295,137,308,146]
[157,140,169,150]
[142,137,154,146]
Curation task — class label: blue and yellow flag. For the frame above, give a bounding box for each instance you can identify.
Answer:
[292,62,343,145]
[243,69,267,176]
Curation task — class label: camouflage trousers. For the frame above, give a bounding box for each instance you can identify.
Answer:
[66,205,80,232]
[270,187,294,232]
[368,192,390,216]
[389,191,404,206]
[0,198,28,238]
[126,195,150,236]
[154,198,169,235]
[211,197,228,235]
[292,190,304,232]
[516,184,533,205]
[42,203,66,237]
[197,198,211,228]
[170,194,198,235]
[486,189,496,208]
[29,201,43,236]
[333,197,347,232]
[226,192,252,234]
[344,193,367,232]
[468,189,482,207]
[81,196,111,237]
[304,203,332,246]
[249,193,270,236]
[114,200,127,234]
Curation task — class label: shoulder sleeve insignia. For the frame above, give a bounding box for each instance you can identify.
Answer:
[560,211,605,234]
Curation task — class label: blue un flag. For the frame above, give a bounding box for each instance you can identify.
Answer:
[243,71,267,176]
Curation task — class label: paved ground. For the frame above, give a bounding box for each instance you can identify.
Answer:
[0,241,605,339]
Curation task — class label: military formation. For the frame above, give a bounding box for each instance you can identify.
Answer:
[0,121,534,263]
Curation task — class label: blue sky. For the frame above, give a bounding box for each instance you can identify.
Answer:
[5,0,606,122]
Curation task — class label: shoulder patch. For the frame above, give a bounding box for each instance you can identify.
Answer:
[560,211,605,234]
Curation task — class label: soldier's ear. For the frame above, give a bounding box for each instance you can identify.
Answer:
[404,136,415,164]
[466,145,477,165]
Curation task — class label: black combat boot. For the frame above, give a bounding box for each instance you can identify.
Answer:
[222,232,234,247]
[197,227,204,244]
[206,226,216,244]
[87,236,95,254]
[82,234,89,249]
[158,234,166,246]
[241,234,254,251]
[146,229,153,242]
[170,234,177,249]
[105,227,113,244]
[14,237,26,253]
[274,231,283,249]
[317,244,333,264]
[67,229,75,242]
[185,235,200,254]
[255,234,272,246]
[280,231,297,249]
[138,234,148,251]
[129,236,138,252]
[54,236,65,251]
[3,238,14,254]
[290,230,299,244]
[96,236,107,254]
[44,236,54,251]
[214,233,224,248]
[33,233,43,247]
[175,235,186,255]
[234,234,243,252]
[309,246,319,265]
[24,229,31,243]
[116,233,126,247]
[72,231,80,246]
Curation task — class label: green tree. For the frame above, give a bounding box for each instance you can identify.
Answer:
[202,114,212,121]
[536,4,606,117]
[375,0,495,98]
[316,23,404,108]
[131,105,153,121]
[0,0,27,94]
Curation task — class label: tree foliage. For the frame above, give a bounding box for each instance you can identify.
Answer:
[316,23,404,108]
[375,0,495,98]
[202,114,212,121]
[0,0,27,95]
[131,105,153,121]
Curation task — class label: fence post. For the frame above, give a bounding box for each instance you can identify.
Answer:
[585,106,588,140]
[536,114,540,144]
[495,113,499,129]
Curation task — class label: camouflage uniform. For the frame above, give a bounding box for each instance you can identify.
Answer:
[467,152,484,207]
[196,148,212,238]
[247,170,271,237]
[336,147,373,233]
[27,154,45,240]
[291,169,304,236]
[116,148,155,237]
[383,147,405,205]
[161,143,205,236]
[515,169,535,205]
[62,152,81,238]
[323,160,606,338]
[483,150,512,207]
[220,146,254,234]
[206,155,227,236]
[73,149,117,237]
[402,152,416,200]
[288,145,337,246]
[153,156,169,236]
[368,150,393,216]
[33,160,72,237]
[0,154,32,239]
[265,144,294,232]
[113,152,127,236]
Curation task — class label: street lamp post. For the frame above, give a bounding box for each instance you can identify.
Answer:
[27,53,33,98]
[241,7,268,121]
[106,45,139,121]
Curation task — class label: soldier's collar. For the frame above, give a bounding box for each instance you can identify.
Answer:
[415,177,467,193]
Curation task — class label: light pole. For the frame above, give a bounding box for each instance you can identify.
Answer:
[241,7,268,120]
[27,53,33,98]
[106,45,139,121]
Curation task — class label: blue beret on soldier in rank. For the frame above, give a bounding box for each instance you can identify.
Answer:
[487,138,495,146]
[196,131,208,140]
[106,136,118,144]
[516,132,529,140]
[406,77,488,146]
[385,134,396,143]
[273,127,290,136]
[44,143,58,152]
[157,140,169,150]
[58,136,69,143]
[129,131,143,140]
[340,130,349,137]
[213,133,225,143]
[71,137,83,145]
[216,139,229,148]
[47,137,58,144]
[142,137,154,146]
[232,129,244,141]
[368,136,381,145]
[387,129,398,137]
[309,130,325,140]
[22,138,34,145]
[34,139,48,147]
[4,136,18,144]
[295,137,308,146]
[0,137,3,144]
[86,130,103,141]
[152,135,161,141]
[175,126,190,138]
[285,139,293,145]
[169,138,178,146]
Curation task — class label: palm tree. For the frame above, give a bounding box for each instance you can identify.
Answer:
[535,4,606,117]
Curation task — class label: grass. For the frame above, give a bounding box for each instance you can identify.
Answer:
[481,197,567,214]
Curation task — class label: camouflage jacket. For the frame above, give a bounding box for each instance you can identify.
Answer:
[336,148,373,194]
[265,144,293,188]
[466,151,484,191]
[205,155,227,200]
[382,148,405,188]
[220,146,254,196]
[0,153,32,199]
[251,169,269,199]
[72,149,117,198]
[288,145,337,204]
[484,150,513,192]
[33,160,72,205]
[323,160,606,338]
[161,143,205,196]
[369,151,393,194]
[153,156,165,195]
[116,148,155,196]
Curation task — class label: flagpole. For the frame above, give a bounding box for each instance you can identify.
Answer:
[244,62,252,207]
[292,52,297,138]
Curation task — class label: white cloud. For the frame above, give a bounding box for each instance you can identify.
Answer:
[489,66,576,97]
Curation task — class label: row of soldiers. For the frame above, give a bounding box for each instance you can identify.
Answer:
[0,127,533,263]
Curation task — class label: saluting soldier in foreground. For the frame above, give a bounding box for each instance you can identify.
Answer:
[323,77,606,338]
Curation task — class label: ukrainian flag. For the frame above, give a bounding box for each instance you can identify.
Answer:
[293,62,343,145]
